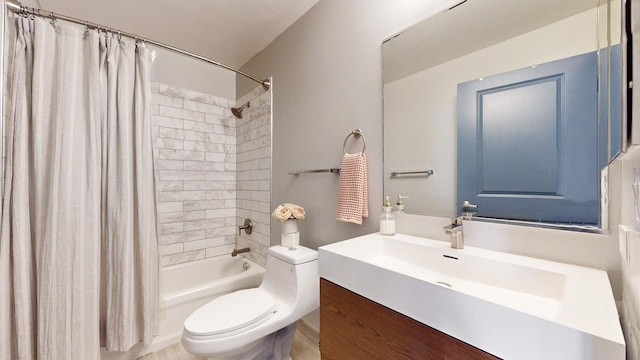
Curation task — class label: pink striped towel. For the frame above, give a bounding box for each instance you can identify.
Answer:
[336,152,368,224]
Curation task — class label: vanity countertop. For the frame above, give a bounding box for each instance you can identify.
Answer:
[318,233,625,360]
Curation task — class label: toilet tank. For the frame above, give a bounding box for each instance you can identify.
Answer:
[260,246,319,312]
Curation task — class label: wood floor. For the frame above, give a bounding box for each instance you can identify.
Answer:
[139,330,320,360]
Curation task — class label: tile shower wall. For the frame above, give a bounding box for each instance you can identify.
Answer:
[151,83,238,267]
[235,85,272,268]
[151,83,272,268]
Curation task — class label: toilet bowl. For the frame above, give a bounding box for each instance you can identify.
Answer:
[181,245,319,359]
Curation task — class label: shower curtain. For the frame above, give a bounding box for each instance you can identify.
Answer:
[0,16,158,359]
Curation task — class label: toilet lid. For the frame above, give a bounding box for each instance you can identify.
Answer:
[184,288,278,337]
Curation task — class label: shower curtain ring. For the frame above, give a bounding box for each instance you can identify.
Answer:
[49,12,56,25]
[117,31,122,42]
[84,21,89,36]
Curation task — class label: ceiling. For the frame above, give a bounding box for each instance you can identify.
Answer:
[18,0,320,69]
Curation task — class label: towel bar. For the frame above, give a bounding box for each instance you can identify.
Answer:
[390,170,434,177]
[289,168,341,176]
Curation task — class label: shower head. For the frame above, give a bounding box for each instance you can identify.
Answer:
[231,102,250,119]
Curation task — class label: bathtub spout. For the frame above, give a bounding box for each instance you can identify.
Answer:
[231,247,250,257]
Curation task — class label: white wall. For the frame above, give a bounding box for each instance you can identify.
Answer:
[384,8,598,217]
[151,46,236,99]
[239,0,462,250]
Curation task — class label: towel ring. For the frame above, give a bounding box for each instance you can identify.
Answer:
[343,129,366,154]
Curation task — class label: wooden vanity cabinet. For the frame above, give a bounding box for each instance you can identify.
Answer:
[319,278,500,360]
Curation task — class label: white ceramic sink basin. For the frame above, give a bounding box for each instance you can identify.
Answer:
[319,233,625,360]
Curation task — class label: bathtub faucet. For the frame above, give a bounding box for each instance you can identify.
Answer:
[231,247,251,257]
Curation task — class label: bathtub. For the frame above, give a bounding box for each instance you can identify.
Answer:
[101,255,265,359]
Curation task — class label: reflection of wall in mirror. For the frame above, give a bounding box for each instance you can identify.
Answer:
[384,8,598,217]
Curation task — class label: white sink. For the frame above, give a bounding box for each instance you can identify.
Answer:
[319,233,625,360]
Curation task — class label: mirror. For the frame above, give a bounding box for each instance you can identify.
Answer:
[383,0,623,228]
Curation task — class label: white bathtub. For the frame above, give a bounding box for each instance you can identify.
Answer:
[101,255,265,359]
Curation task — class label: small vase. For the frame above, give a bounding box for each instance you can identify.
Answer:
[282,218,298,234]
[281,219,299,249]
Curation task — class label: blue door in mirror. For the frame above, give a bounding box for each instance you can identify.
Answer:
[457,51,599,225]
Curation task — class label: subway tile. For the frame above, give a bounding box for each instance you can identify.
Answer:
[184,230,207,242]
[159,105,205,122]
[224,181,236,190]
[156,201,183,213]
[183,181,225,191]
[205,152,227,162]
[157,127,185,140]
[158,149,205,161]
[205,171,235,181]
[205,226,236,238]
[183,100,218,115]
[157,191,206,202]
[159,243,183,256]
[151,93,184,108]
[204,95,234,108]
[159,232,186,245]
[184,141,227,153]
[205,245,235,258]
[155,137,184,150]
[224,163,236,172]
[152,115,183,129]
[250,232,271,247]
[259,158,271,169]
[156,180,184,192]
[212,124,235,136]
[183,218,226,232]
[184,119,215,133]
[157,170,205,181]
[183,199,226,211]
[154,159,184,170]
[206,133,235,145]
[183,161,225,172]
[184,130,208,142]
[161,250,205,267]
[205,190,236,200]
[157,210,205,224]
[158,222,184,235]
[183,237,227,252]
[206,208,236,219]
[205,113,235,127]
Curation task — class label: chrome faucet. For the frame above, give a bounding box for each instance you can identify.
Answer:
[231,247,250,257]
[443,217,464,249]
[461,200,478,219]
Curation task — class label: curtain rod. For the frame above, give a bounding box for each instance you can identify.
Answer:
[5,0,270,91]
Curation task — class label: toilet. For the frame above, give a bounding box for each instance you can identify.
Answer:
[181,245,319,359]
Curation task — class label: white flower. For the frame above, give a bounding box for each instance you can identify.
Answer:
[272,205,292,221]
[284,203,305,219]
[272,203,305,222]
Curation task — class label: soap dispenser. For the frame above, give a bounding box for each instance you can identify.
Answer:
[395,195,409,214]
[379,195,396,235]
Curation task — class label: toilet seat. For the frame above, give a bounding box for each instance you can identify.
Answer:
[184,288,279,340]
